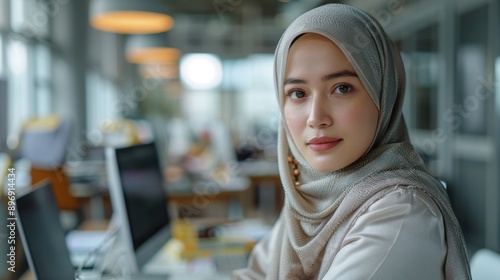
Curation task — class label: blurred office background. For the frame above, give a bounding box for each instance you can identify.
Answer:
[0,0,499,275]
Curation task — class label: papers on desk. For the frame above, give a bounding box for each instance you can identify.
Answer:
[211,218,272,241]
[66,230,108,252]
[66,230,108,268]
[169,218,272,273]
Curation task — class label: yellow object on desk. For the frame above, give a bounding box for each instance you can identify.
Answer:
[169,220,254,271]
[172,220,199,253]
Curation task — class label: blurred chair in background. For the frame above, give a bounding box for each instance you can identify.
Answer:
[19,116,81,221]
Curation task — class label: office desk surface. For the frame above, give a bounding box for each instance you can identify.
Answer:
[70,176,252,220]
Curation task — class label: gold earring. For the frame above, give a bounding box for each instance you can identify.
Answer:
[288,156,300,186]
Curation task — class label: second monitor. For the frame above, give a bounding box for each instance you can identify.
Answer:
[105,142,171,274]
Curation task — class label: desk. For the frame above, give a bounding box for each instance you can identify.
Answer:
[239,160,283,221]
[142,218,263,279]
[70,177,252,221]
[143,241,236,280]
[247,174,283,218]
[19,242,236,280]
[19,218,255,280]
[168,178,251,220]
[71,182,110,220]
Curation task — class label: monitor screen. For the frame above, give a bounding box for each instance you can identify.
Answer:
[106,142,171,272]
[16,180,76,279]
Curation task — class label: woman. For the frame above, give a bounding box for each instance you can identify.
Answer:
[233,3,471,280]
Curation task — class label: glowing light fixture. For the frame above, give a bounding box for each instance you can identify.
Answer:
[127,47,181,64]
[125,34,181,64]
[125,34,181,79]
[180,54,223,90]
[139,63,178,79]
[89,0,174,34]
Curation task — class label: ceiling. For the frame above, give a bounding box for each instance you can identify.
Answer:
[161,0,342,57]
[85,0,397,71]
[171,0,285,18]
[169,0,320,21]
[166,0,391,23]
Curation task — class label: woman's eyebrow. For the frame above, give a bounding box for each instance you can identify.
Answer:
[284,78,306,85]
[284,70,358,85]
[321,70,358,81]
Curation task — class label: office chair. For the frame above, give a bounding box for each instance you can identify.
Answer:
[20,116,80,212]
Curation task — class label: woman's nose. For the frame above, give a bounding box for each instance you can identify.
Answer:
[307,95,333,128]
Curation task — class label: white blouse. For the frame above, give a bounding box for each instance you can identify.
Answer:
[323,188,446,280]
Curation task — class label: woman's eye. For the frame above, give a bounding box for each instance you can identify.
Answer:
[334,84,352,95]
[287,89,307,99]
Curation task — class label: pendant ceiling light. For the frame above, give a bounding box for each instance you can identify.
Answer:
[125,33,181,79]
[89,0,174,34]
[125,33,181,64]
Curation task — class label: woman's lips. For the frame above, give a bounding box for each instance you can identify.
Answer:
[307,137,342,152]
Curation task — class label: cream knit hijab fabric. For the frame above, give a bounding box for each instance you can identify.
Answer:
[234,3,471,280]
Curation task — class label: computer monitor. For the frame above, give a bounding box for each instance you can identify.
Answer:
[16,180,76,280]
[105,142,171,273]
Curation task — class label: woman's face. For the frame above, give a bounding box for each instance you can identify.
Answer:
[283,33,379,172]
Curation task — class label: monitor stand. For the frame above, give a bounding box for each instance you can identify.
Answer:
[96,220,170,280]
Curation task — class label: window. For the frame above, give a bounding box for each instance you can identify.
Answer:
[455,6,488,136]
[86,71,119,141]
[5,0,52,150]
[6,39,31,149]
[398,24,439,131]
[0,35,4,78]
[10,0,50,38]
[34,43,51,115]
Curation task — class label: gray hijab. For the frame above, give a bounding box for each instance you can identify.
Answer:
[275,3,410,219]
[235,3,471,279]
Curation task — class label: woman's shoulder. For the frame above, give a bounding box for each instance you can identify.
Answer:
[341,185,446,255]
[356,185,444,223]
[330,186,447,280]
